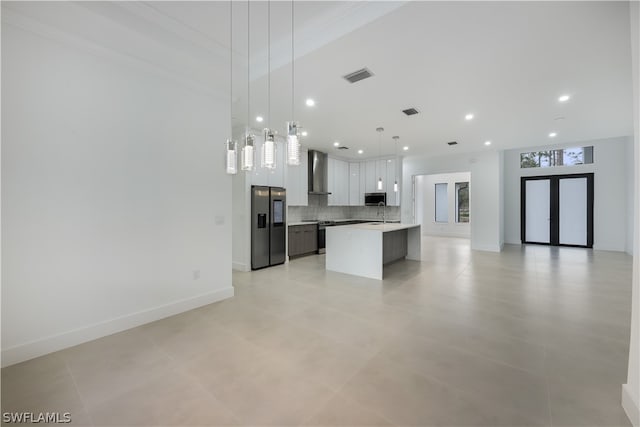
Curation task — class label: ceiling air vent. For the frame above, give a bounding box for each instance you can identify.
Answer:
[402,108,420,116]
[337,146,349,150]
[447,141,458,146]
[343,68,374,84]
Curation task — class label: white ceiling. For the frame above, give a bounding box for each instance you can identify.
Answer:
[3,1,634,159]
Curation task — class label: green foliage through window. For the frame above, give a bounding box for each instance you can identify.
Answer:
[455,182,469,223]
[520,146,593,168]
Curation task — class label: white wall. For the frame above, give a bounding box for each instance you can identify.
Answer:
[629,138,636,255]
[1,20,233,365]
[503,136,632,251]
[470,152,504,251]
[402,151,503,252]
[623,1,639,425]
[415,172,471,238]
[232,168,251,272]
[499,151,505,247]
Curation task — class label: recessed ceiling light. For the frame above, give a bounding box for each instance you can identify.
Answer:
[358,149,363,154]
[558,95,570,102]
[465,113,474,121]
[306,99,315,107]
[301,131,308,136]
[484,140,492,146]
[256,116,263,123]
[403,146,409,151]
[333,141,340,147]
[549,132,557,138]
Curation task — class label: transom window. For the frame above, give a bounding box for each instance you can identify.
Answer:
[520,146,593,168]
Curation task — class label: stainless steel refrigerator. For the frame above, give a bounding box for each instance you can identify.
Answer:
[251,186,286,270]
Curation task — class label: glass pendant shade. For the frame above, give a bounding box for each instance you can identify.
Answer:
[225,139,238,174]
[262,128,277,169]
[392,135,400,194]
[286,121,300,165]
[375,127,384,191]
[241,133,255,171]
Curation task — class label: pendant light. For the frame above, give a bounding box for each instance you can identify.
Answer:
[286,121,300,165]
[241,133,255,171]
[392,136,399,192]
[376,127,384,191]
[262,128,276,169]
[226,140,237,174]
[261,0,277,169]
[286,0,300,166]
[241,0,255,171]
[225,1,238,175]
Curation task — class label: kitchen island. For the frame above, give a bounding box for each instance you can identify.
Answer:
[325,223,421,280]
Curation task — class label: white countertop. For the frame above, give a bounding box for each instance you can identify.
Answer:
[289,219,400,227]
[331,223,420,232]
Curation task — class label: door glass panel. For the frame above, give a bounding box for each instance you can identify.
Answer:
[559,178,587,246]
[525,180,550,243]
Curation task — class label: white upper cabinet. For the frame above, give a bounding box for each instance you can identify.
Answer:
[376,159,388,194]
[349,162,362,206]
[385,158,397,206]
[268,142,285,187]
[364,160,377,193]
[328,157,349,206]
[249,138,285,188]
[338,160,349,205]
[286,148,308,206]
[247,148,404,206]
[358,157,401,205]
[327,157,336,205]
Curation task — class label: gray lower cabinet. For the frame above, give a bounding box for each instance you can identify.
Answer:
[383,229,408,264]
[288,224,318,258]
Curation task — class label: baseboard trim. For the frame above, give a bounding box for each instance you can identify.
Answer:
[423,231,471,239]
[471,243,503,252]
[232,261,250,272]
[1,287,234,367]
[623,383,640,427]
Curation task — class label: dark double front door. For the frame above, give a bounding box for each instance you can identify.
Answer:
[521,173,594,248]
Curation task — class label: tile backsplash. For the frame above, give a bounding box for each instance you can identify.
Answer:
[288,203,400,222]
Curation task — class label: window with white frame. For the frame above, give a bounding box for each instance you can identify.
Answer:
[455,182,469,223]
[434,183,448,223]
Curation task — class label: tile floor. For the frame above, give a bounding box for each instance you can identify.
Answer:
[2,237,633,426]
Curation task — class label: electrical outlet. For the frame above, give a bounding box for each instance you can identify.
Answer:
[193,270,200,280]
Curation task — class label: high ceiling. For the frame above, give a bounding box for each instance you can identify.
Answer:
[3,1,634,159]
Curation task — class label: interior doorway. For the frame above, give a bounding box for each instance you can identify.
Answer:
[414,172,471,238]
[521,173,594,247]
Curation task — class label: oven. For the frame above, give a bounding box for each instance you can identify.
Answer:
[317,220,336,254]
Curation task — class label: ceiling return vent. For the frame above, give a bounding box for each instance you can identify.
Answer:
[402,108,420,116]
[336,146,349,150]
[447,141,458,146]
[343,68,374,84]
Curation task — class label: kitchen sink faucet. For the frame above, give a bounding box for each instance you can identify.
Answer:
[377,201,386,224]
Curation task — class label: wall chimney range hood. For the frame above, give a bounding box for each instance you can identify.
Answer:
[308,150,331,195]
